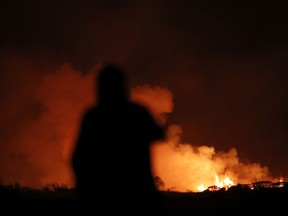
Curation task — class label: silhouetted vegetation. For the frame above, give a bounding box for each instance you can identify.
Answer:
[1,183,287,215]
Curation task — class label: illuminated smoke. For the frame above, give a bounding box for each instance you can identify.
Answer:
[131,85,173,125]
[0,56,96,188]
[151,125,275,192]
[0,57,276,190]
[131,83,276,192]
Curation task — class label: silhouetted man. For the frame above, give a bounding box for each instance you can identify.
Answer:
[72,63,165,214]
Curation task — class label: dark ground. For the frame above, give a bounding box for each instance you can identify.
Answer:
[1,184,287,215]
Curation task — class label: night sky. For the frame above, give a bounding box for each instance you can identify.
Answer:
[1,0,288,186]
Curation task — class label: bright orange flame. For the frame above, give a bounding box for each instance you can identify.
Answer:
[197,174,234,192]
[151,124,276,192]
[215,174,234,190]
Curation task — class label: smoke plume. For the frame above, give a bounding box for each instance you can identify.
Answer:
[0,56,276,191]
[0,55,96,187]
[131,82,276,192]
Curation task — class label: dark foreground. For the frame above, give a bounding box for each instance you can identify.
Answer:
[1,184,288,215]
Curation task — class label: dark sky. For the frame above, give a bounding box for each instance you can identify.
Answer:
[1,0,288,183]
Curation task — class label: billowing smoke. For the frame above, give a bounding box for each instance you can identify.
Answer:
[131,83,276,192]
[151,125,275,192]
[0,55,276,191]
[0,55,96,188]
[1,0,288,182]
[131,85,174,125]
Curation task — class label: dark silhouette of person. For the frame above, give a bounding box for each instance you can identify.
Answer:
[72,63,165,215]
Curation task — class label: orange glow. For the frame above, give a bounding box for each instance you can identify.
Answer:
[150,124,276,192]
[197,174,234,192]
[0,59,278,191]
[214,174,234,190]
[197,184,206,192]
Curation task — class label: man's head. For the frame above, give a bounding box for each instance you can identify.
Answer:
[97,63,129,105]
